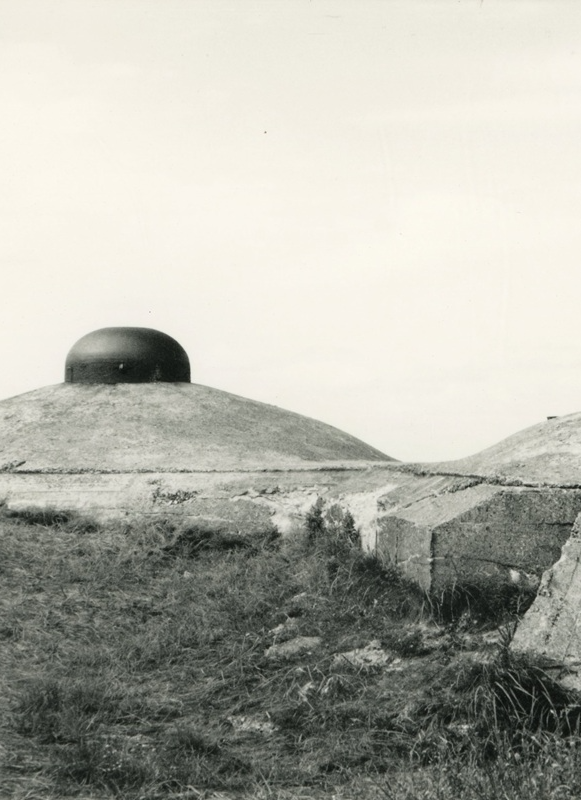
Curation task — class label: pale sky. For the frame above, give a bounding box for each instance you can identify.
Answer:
[1,0,581,462]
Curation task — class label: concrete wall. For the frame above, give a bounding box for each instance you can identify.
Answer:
[0,467,398,535]
[433,489,581,590]
[375,486,581,591]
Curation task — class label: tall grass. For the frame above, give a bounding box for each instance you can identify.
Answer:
[1,501,580,799]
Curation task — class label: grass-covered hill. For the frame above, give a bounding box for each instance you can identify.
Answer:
[2,503,581,799]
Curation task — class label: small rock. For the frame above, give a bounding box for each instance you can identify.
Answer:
[268,617,299,641]
[265,635,322,660]
[447,722,474,737]
[332,640,396,671]
[227,714,275,736]
[384,658,404,672]
[509,568,540,590]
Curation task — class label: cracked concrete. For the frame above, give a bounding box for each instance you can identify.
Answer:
[512,513,581,690]
[362,473,581,591]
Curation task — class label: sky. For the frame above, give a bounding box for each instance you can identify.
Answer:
[1,0,581,463]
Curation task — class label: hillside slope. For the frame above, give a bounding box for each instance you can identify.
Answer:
[0,383,393,472]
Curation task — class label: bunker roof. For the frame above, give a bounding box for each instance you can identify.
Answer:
[65,327,191,384]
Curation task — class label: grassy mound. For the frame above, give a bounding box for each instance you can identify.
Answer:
[1,503,581,799]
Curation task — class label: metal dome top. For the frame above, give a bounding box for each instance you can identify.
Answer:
[65,327,191,384]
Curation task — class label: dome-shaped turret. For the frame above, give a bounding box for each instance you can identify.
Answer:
[65,327,191,384]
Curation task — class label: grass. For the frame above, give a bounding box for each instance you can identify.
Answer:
[1,501,580,799]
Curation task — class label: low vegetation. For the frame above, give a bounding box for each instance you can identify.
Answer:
[1,502,581,799]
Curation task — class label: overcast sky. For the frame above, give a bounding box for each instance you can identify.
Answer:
[1,0,580,462]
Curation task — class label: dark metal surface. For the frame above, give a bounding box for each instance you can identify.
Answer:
[65,327,191,383]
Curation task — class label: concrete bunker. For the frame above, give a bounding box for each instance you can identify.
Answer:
[0,327,395,532]
[3,327,581,597]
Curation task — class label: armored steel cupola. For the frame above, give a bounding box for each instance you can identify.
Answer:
[65,327,191,384]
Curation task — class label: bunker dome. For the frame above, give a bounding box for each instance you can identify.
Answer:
[65,327,191,384]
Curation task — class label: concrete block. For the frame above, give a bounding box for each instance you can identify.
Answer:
[374,484,581,592]
[512,513,581,689]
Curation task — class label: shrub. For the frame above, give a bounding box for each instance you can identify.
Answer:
[305,499,361,558]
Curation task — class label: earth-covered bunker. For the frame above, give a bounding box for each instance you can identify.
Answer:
[2,327,581,594]
[0,327,396,533]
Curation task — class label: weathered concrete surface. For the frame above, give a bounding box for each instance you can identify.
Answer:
[372,483,581,591]
[0,381,396,536]
[423,412,581,486]
[512,514,581,689]
[0,383,392,472]
[0,467,399,532]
